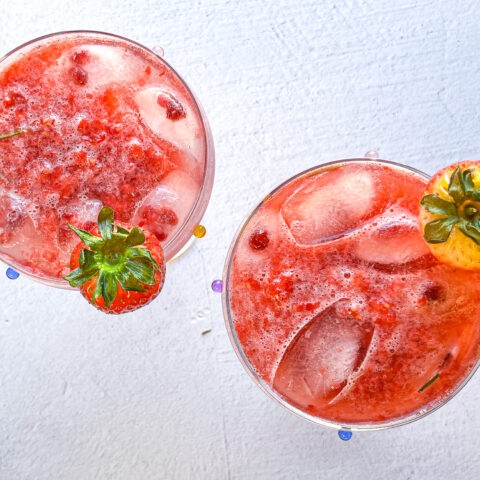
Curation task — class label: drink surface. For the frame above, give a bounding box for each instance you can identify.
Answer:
[228,161,480,424]
[0,32,205,280]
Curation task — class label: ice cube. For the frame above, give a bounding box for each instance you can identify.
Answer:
[73,44,140,86]
[0,192,33,247]
[135,87,204,157]
[133,170,199,242]
[273,300,374,409]
[281,165,385,245]
[0,192,52,272]
[352,209,434,270]
[177,148,204,185]
[57,199,102,252]
[46,43,141,94]
[233,207,284,273]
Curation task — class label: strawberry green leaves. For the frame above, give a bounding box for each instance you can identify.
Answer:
[64,206,163,308]
[463,168,475,194]
[421,166,480,245]
[421,195,457,216]
[457,222,480,244]
[423,217,459,243]
[65,249,100,287]
[67,224,104,250]
[89,270,119,309]
[101,272,118,307]
[117,269,148,293]
[116,225,130,235]
[447,167,467,204]
[125,227,145,247]
[125,257,156,285]
[98,206,114,240]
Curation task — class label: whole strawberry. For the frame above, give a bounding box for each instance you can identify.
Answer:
[65,206,166,314]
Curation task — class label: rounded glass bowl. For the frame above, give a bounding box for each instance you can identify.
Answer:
[222,158,480,431]
[0,31,214,288]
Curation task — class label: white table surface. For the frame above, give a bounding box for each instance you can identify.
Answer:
[1,1,480,479]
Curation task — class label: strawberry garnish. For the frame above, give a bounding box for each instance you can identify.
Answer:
[64,206,166,314]
[419,161,480,269]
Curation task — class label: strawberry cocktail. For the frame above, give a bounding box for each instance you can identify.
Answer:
[223,159,480,429]
[0,31,213,286]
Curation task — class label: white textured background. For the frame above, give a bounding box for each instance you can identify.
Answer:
[1,1,480,479]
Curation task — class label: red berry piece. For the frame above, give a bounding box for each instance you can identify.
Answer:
[157,91,186,121]
[57,223,74,249]
[154,231,168,242]
[72,50,90,65]
[440,352,453,368]
[249,228,270,251]
[423,282,444,303]
[140,206,178,226]
[109,124,123,135]
[157,207,178,225]
[3,92,27,109]
[40,117,56,127]
[77,119,106,145]
[6,208,27,227]
[71,66,88,85]
[138,206,178,242]
[0,230,13,245]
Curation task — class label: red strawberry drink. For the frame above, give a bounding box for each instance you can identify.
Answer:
[223,159,480,428]
[0,32,213,286]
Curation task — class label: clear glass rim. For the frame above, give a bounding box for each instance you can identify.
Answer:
[0,30,215,289]
[222,157,480,432]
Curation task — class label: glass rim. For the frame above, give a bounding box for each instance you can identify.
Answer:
[0,30,215,289]
[222,157,480,431]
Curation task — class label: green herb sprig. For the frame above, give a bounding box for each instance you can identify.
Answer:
[0,130,24,141]
[418,373,440,393]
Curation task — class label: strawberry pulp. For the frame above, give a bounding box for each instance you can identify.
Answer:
[227,161,480,424]
[0,32,206,280]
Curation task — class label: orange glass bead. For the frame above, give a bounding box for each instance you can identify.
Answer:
[193,224,206,238]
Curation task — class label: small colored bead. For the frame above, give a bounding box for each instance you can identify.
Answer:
[6,268,19,280]
[364,150,379,159]
[152,46,164,57]
[211,279,223,293]
[194,224,206,238]
[338,430,353,441]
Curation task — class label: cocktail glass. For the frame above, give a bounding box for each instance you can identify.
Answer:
[221,156,480,432]
[0,31,214,289]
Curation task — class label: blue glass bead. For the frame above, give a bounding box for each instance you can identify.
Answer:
[338,430,352,441]
[6,268,19,280]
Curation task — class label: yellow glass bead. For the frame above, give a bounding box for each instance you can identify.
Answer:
[193,224,206,238]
